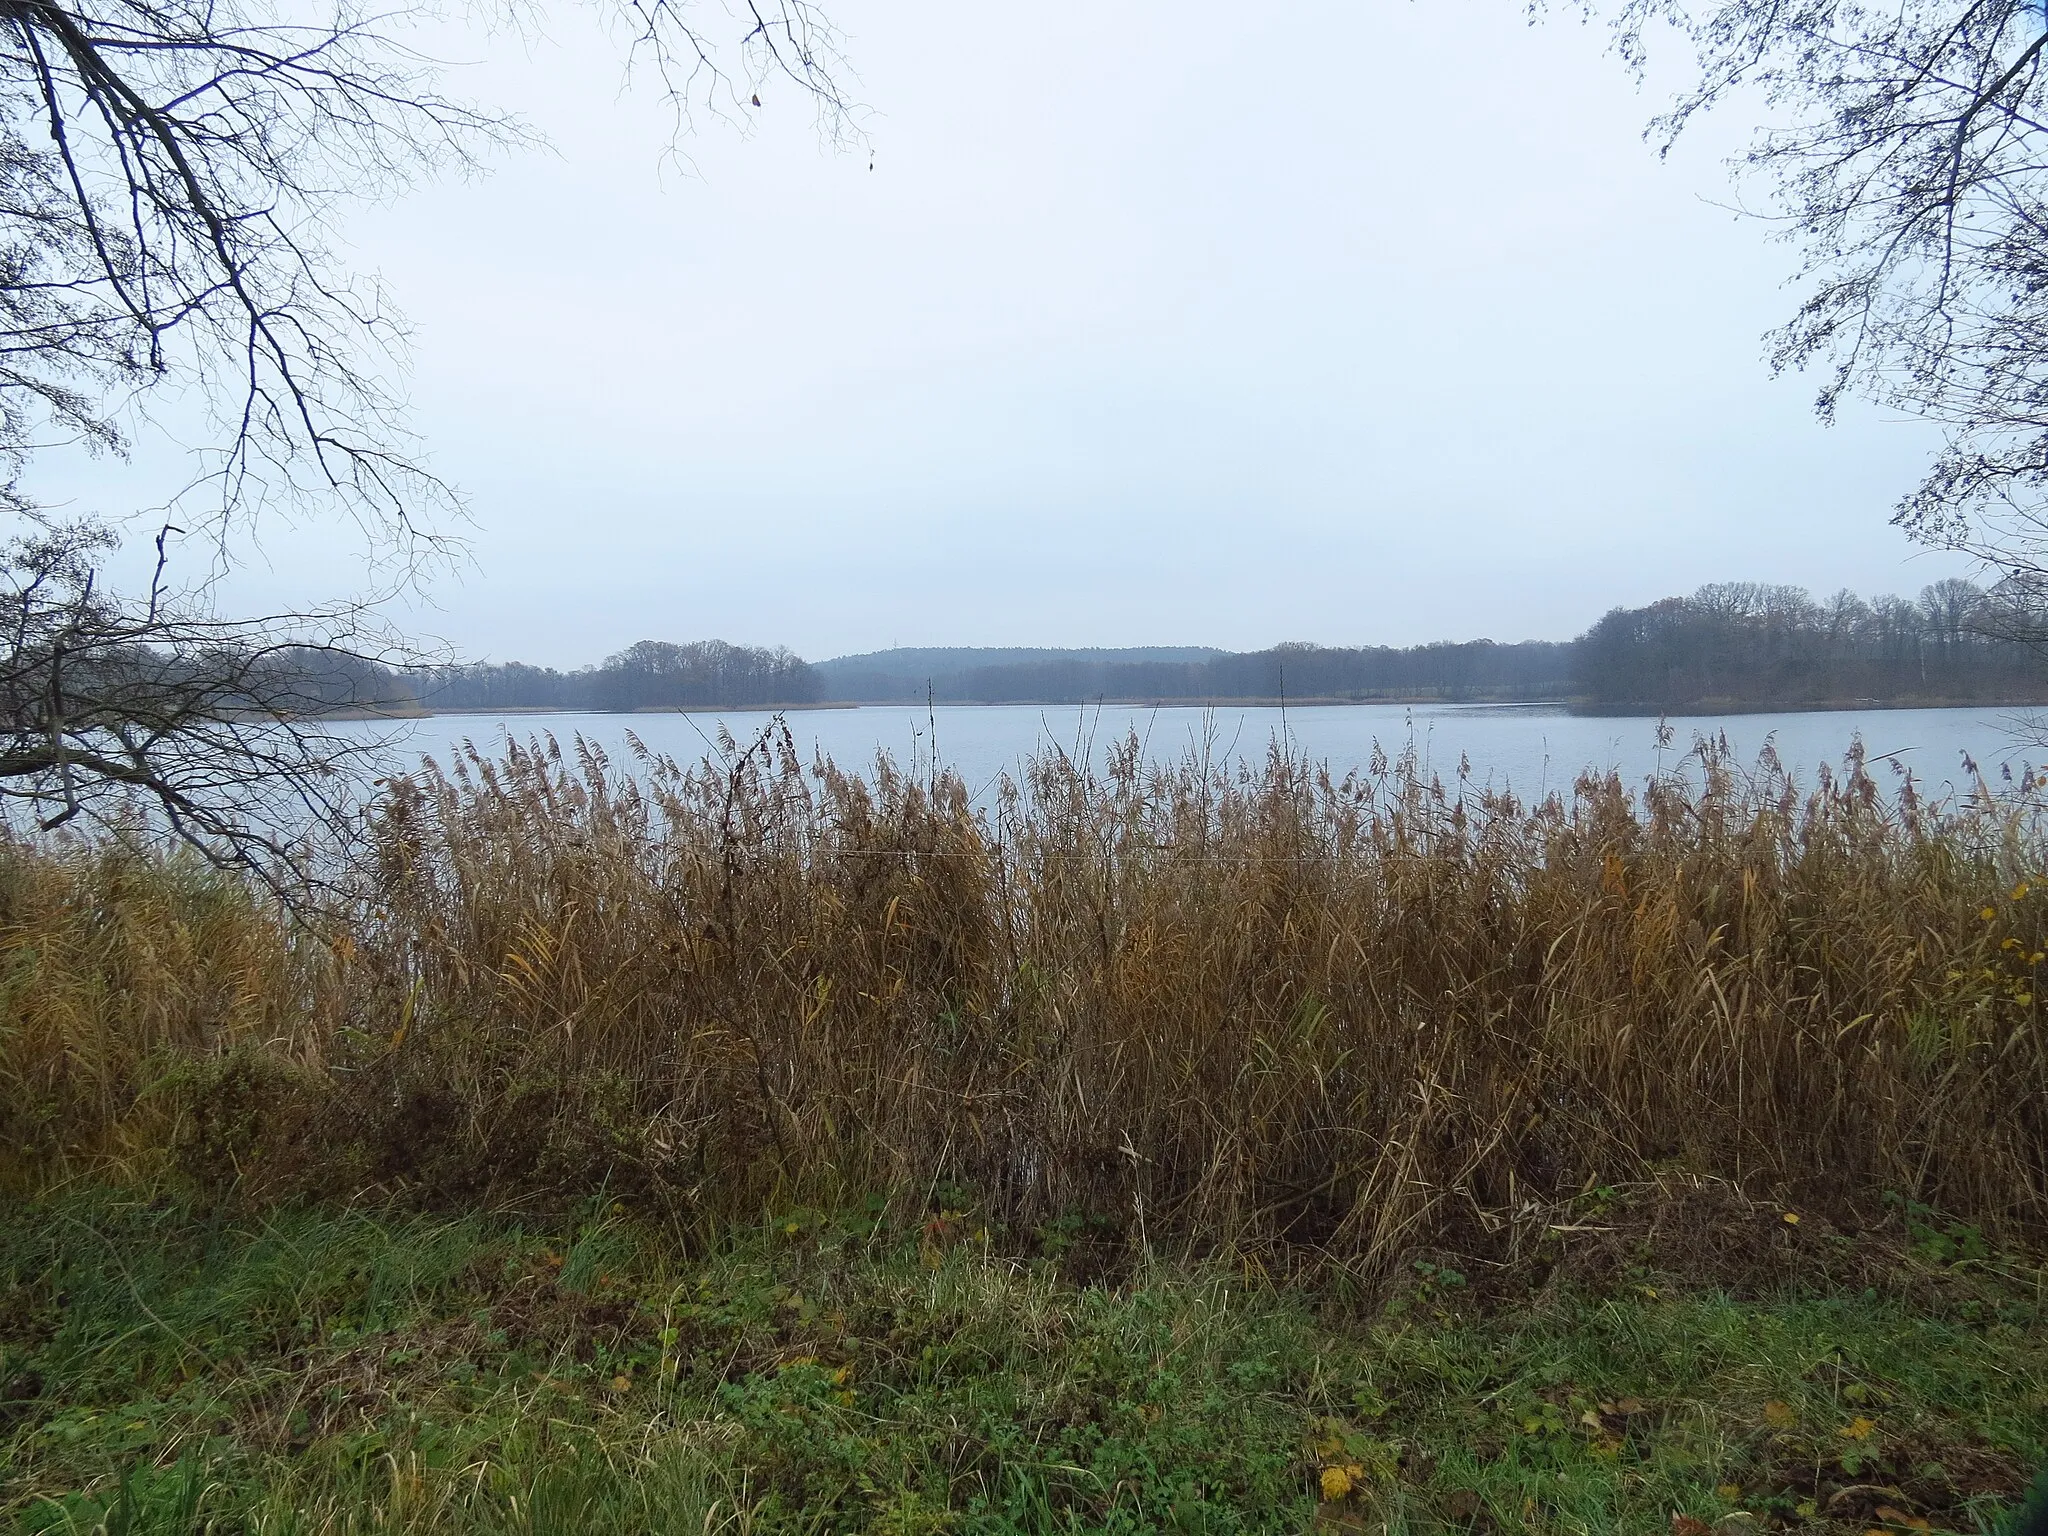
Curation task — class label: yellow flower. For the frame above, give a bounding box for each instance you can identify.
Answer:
[1781,1211,1801,1225]
[2014,883,2032,900]
[1839,1416,1877,1441]
[1981,907,1999,921]
[1320,1465,1354,1501]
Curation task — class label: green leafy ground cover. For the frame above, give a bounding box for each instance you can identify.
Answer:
[2,1194,2045,1535]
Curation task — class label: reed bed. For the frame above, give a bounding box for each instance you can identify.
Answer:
[4,726,2046,1272]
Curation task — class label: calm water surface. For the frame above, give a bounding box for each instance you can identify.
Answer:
[342,701,2048,805]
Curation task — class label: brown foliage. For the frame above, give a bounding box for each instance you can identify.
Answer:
[4,726,2046,1273]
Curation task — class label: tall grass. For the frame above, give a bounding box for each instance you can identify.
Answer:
[4,726,2046,1270]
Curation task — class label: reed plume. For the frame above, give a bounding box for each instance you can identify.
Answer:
[4,724,2043,1272]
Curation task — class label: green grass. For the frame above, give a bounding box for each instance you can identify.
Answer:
[2,1195,2045,1535]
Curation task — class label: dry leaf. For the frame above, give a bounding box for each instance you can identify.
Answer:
[1763,1399,1797,1427]
[1839,1416,1877,1441]
[1672,1516,1712,1536]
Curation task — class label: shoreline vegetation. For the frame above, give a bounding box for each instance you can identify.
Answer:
[19,727,2048,1256]
[5,728,2048,1529]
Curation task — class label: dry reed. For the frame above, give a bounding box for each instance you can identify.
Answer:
[4,725,2045,1272]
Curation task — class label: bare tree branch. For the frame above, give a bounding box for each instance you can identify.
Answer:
[0,0,860,890]
[1602,0,2048,578]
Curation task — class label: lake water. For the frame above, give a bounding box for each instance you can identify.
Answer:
[342,701,2048,805]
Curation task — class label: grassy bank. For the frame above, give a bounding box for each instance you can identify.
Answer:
[3,1189,2044,1534]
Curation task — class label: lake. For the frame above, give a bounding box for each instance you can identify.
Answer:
[343,700,2048,805]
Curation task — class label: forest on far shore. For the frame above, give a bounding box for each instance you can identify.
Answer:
[346,577,2048,714]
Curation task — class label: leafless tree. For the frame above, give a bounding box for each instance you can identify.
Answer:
[0,512,424,882]
[0,0,856,880]
[1605,0,2048,587]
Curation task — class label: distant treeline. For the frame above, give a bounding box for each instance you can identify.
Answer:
[918,640,1574,705]
[417,640,821,713]
[814,647,1225,703]
[310,577,2048,718]
[1575,579,2048,710]
[814,580,2048,707]
[409,639,1574,712]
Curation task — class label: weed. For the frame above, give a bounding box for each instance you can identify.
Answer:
[1,1193,2042,1533]
[4,731,2048,1278]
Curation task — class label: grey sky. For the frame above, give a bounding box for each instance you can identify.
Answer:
[41,0,1976,668]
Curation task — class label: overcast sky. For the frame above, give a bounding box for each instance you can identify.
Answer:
[40,0,1978,667]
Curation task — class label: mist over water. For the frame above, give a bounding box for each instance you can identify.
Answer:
[345,701,2048,804]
